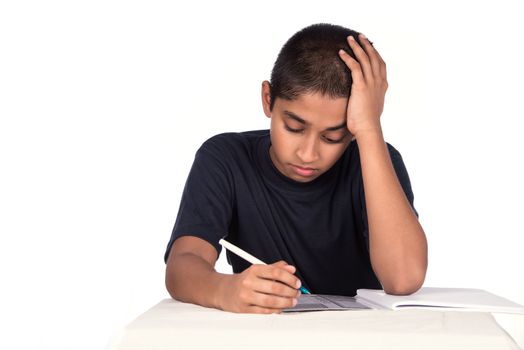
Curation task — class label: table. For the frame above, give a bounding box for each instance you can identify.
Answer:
[109,299,521,350]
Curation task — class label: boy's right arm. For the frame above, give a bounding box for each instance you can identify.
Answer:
[165,236,301,314]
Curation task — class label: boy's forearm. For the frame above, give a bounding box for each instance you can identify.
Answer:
[165,252,231,310]
[356,129,428,295]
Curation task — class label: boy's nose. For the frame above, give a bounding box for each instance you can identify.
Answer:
[297,137,320,164]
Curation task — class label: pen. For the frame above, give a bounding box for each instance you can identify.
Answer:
[219,238,311,295]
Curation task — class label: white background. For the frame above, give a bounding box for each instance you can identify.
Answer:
[1,0,523,349]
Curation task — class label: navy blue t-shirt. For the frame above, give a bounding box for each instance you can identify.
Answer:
[164,130,417,296]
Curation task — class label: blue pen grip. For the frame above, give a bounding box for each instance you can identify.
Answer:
[299,286,311,294]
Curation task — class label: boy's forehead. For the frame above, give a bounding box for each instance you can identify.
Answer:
[283,91,348,108]
[276,93,348,126]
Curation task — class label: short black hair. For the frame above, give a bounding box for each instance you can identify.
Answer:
[269,23,365,110]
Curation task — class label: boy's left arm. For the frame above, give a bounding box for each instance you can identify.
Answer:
[339,34,427,295]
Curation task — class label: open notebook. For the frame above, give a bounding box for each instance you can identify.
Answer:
[284,287,524,314]
[283,294,370,312]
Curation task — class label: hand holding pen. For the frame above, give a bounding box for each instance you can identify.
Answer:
[218,239,310,314]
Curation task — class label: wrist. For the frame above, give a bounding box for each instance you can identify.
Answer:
[212,272,233,311]
[353,126,384,143]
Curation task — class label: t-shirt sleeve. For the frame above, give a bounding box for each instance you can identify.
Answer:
[359,143,418,251]
[163,140,234,263]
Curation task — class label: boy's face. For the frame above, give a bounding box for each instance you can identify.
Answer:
[261,81,352,183]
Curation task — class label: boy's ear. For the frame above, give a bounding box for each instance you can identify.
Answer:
[261,80,272,118]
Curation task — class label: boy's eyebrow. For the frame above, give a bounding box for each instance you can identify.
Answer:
[283,111,347,131]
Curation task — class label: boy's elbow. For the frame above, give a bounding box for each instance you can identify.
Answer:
[165,265,178,299]
[383,271,426,296]
[384,283,421,296]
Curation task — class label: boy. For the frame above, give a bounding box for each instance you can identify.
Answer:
[164,23,428,314]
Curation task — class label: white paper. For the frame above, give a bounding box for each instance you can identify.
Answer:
[356,287,524,314]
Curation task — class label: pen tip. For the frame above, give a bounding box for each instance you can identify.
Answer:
[300,287,311,294]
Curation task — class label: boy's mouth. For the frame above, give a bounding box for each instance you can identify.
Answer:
[290,164,317,178]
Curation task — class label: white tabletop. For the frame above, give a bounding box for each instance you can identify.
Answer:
[109,299,521,350]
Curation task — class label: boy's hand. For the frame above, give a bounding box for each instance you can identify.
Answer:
[219,260,302,314]
[338,34,388,139]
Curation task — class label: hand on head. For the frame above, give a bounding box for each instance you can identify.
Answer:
[338,34,388,139]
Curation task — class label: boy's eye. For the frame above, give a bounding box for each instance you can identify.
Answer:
[284,124,304,133]
[322,134,346,144]
[323,137,340,143]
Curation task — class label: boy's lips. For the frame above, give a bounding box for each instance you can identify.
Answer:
[290,164,318,177]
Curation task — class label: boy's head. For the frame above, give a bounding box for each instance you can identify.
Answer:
[261,23,366,183]
[268,23,363,111]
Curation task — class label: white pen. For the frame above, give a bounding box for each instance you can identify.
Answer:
[218,238,311,294]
